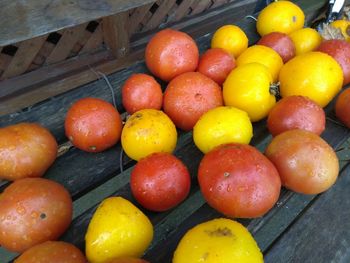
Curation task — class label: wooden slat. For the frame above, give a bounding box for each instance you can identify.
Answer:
[143,0,177,31]
[102,11,130,58]
[211,0,229,8]
[129,3,153,35]
[1,35,47,79]
[45,24,88,64]
[191,0,213,15]
[173,0,199,21]
[140,11,154,30]
[79,26,104,54]
[0,53,12,75]
[0,0,156,46]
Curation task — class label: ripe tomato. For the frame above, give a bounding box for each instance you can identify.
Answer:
[0,178,72,252]
[223,63,276,122]
[265,129,339,194]
[256,1,305,36]
[318,39,350,86]
[145,29,199,82]
[236,45,283,82]
[211,25,248,58]
[0,123,57,181]
[65,97,122,152]
[335,88,350,128]
[257,32,295,63]
[163,72,223,131]
[122,73,163,114]
[197,48,236,85]
[198,143,281,218]
[267,96,325,136]
[121,109,177,161]
[289,27,322,55]
[130,152,191,212]
[107,258,149,263]
[14,241,86,263]
[279,52,343,107]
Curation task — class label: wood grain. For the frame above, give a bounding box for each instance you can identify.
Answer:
[129,3,154,34]
[143,0,177,31]
[0,0,155,46]
[79,25,103,54]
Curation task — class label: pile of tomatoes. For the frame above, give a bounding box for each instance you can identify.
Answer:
[0,1,350,262]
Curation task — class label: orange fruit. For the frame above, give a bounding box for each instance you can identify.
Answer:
[289,27,322,55]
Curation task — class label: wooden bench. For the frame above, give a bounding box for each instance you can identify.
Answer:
[1,0,350,262]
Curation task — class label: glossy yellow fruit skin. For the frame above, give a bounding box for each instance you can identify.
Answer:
[279,52,343,107]
[193,106,253,153]
[121,109,177,161]
[330,20,350,41]
[173,218,263,263]
[289,28,322,55]
[211,25,248,58]
[85,197,153,263]
[257,1,305,36]
[223,63,276,122]
[237,45,283,82]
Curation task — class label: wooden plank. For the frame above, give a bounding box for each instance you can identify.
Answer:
[0,53,13,75]
[45,24,88,64]
[191,0,212,15]
[1,36,47,79]
[143,0,177,31]
[173,0,198,21]
[102,11,130,58]
[211,0,229,8]
[129,4,153,35]
[79,25,103,54]
[0,0,156,46]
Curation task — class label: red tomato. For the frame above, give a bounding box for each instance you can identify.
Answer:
[257,32,295,63]
[14,241,86,263]
[145,29,199,81]
[198,143,281,218]
[318,39,350,85]
[267,95,325,136]
[265,129,339,194]
[0,178,72,252]
[197,48,236,85]
[122,73,163,114]
[0,123,57,181]
[335,88,350,128]
[130,152,191,212]
[163,72,223,131]
[107,258,149,263]
[65,97,122,152]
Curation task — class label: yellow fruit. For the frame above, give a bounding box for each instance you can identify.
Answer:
[173,218,263,263]
[289,27,322,55]
[211,25,248,58]
[121,109,177,161]
[193,106,253,153]
[85,197,153,263]
[279,52,343,107]
[257,1,305,36]
[223,63,276,121]
[330,20,350,41]
[236,45,283,82]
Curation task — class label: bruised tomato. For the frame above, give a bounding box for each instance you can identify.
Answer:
[335,88,350,128]
[122,73,163,114]
[197,48,236,85]
[0,178,72,252]
[257,32,295,63]
[0,123,57,181]
[265,129,339,195]
[145,29,199,81]
[267,96,325,136]
[14,241,86,263]
[65,97,122,152]
[198,143,281,218]
[130,152,191,212]
[317,39,350,86]
[163,72,223,131]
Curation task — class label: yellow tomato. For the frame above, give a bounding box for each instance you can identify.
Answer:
[289,27,322,55]
[121,109,177,161]
[257,1,305,36]
[223,63,276,121]
[211,25,248,58]
[193,106,253,153]
[279,52,343,107]
[85,197,153,263]
[330,20,350,41]
[173,218,263,263]
[236,45,283,82]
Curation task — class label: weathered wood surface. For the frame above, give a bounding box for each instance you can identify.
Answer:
[0,0,156,46]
